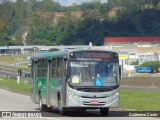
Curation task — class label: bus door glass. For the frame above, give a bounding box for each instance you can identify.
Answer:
[51,58,63,92]
[37,59,47,94]
[51,58,56,89]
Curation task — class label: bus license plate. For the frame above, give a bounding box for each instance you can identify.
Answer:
[90,100,99,104]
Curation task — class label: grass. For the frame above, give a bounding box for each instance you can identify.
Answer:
[120,89,160,111]
[0,77,160,111]
[19,62,30,66]
[0,54,32,65]
[0,77,30,95]
[0,54,31,93]
[0,54,31,72]
[0,55,16,63]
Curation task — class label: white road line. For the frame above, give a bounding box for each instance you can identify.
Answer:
[0,109,7,111]
[43,118,61,120]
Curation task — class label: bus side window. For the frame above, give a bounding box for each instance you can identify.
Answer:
[52,58,56,77]
[37,59,47,78]
[42,59,47,77]
[38,60,42,77]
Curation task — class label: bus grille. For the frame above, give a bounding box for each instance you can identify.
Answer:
[81,96,106,98]
[76,88,107,92]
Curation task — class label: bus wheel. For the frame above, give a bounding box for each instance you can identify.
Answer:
[100,108,109,116]
[39,95,47,112]
[47,106,52,112]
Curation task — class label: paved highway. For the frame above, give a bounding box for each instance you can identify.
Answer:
[0,89,37,111]
[0,89,159,120]
[0,67,30,79]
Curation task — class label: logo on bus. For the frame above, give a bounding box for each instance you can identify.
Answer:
[95,79,102,86]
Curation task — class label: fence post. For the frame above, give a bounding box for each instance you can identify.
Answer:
[17,73,20,84]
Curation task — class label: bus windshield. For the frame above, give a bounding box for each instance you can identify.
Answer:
[68,61,119,87]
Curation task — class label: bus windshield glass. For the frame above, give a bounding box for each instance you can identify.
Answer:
[68,61,119,87]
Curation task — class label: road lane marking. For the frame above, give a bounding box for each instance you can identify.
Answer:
[0,109,7,111]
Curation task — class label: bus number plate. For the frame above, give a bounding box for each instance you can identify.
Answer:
[90,100,99,104]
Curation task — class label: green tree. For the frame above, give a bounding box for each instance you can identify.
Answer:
[14,29,24,45]
[0,19,7,40]
[36,0,62,12]
[55,12,78,45]
[27,0,37,12]
[140,61,160,73]
[151,0,160,8]
[0,0,16,35]
[26,11,57,45]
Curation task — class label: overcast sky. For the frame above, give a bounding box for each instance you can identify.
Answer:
[10,0,107,6]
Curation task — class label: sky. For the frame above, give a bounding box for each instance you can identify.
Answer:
[10,0,107,6]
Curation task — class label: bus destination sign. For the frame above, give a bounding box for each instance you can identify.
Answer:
[70,51,117,59]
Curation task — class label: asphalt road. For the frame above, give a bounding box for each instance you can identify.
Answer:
[0,89,37,111]
[0,67,30,79]
[0,89,159,120]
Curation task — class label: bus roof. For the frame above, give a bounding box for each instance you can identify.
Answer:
[31,50,69,60]
[31,49,118,60]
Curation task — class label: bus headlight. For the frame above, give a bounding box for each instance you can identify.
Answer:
[68,89,73,95]
[113,92,119,99]
[116,92,119,96]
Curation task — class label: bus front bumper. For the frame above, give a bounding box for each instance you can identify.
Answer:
[65,95,119,108]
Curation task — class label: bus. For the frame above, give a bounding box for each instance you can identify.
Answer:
[30,49,121,116]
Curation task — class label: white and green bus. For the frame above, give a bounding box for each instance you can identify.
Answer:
[30,49,121,116]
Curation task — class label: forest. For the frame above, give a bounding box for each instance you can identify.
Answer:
[0,0,160,46]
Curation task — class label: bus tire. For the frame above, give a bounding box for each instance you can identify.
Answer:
[47,106,52,112]
[39,95,47,112]
[100,108,109,116]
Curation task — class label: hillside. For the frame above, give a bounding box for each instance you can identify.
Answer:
[0,0,160,46]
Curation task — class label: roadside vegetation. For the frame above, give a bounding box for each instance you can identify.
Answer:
[0,77,30,95]
[0,54,32,72]
[120,89,160,111]
[138,61,160,73]
[0,77,160,111]
[131,60,160,73]
[0,0,160,46]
